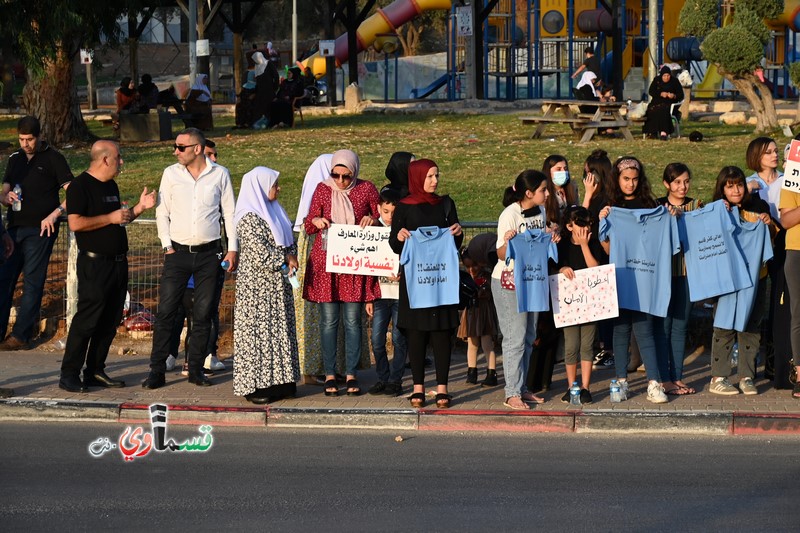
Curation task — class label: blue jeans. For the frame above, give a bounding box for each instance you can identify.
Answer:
[492,278,538,399]
[320,302,362,377]
[0,225,59,342]
[371,299,406,383]
[613,309,668,382]
[654,276,691,382]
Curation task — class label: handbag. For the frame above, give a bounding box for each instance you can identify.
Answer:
[500,259,516,290]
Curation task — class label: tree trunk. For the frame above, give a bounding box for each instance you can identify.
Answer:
[22,48,91,145]
[726,71,778,133]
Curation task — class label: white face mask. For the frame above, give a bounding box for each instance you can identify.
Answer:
[553,170,570,187]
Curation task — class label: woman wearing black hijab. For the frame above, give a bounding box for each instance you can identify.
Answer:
[384,151,414,198]
[643,66,683,140]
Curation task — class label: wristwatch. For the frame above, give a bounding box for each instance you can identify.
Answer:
[163,246,173,253]
[56,205,65,214]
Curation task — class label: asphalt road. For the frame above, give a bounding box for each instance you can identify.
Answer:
[1,422,798,531]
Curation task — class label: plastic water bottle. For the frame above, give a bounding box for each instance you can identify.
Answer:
[220,260,230,270]
[281,263,300,290]
[609,379,621,403]
[119,201,129,226]
[569,381,581,406]
[12,184,22,212]
[731,342,739,368]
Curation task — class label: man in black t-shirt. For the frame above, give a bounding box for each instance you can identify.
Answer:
[0,116,72,350]
[58,141,156,393]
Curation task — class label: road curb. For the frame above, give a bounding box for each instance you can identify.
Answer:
[0,398,120,422]
[732,412,800,435]
[119,403,267,427]
[3,398,800,434]
[417,409,574,432]
[575,411,733,434]
[267,407,419,430]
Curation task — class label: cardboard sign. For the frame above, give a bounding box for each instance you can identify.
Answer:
[783,139,800,193]
[548,264,619,328]
[325,224,399,276]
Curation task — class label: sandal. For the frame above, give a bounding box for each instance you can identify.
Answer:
[792,382,800,399]
[666,385,696,396]
[324,379,339,396]
[345,379,361,396]
[521,391,546,404]
[435,393,452,409]
[503,396,530,410]
[409,392,426,408]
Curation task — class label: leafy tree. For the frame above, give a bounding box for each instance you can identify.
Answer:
[679,0,783,133]
[790,62,800,122]
[0,1,135,143]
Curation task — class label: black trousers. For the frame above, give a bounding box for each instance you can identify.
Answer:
[149,245,221,374]
[405,329,452,386]
[60,255,127,378]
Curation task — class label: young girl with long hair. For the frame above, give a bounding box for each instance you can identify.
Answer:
[492,170,550,410]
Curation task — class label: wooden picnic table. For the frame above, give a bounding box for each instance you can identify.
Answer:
[520,99,634,143]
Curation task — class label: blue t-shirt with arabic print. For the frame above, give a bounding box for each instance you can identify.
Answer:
[507,229,558,313]
[599,205,679,317]
[679,201,752,301]
[400,225,459,309]
[713,217,773,332]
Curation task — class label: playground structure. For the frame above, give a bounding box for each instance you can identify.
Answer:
[299,0,798,103]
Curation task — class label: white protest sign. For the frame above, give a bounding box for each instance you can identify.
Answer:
[548,263,619,328]
[783,139,800,193]
[325,224,399,276]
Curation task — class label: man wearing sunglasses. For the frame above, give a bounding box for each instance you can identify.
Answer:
[142,128,237,389]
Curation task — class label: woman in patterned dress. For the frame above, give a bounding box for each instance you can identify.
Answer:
[303,149,380,396]
[233,167,300,404]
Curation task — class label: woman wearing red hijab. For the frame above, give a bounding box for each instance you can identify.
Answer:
[389,159,463,408]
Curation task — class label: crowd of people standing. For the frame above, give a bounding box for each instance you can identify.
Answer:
[0,113,798,408]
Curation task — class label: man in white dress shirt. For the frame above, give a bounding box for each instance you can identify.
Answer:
[142,128,237,389]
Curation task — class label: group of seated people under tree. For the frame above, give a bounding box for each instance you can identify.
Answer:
[114,73,214,131]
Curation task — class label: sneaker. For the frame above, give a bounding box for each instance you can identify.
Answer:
[166,354,177,372]
[579,388,593,404]
[181,363,189,377]
[739,378,758,395]
[592,350,614,368]
[709,377,739,395]
[560,390,570,404]
[205,354,226,371]
[367,381,386,395]
[646,381,668,404]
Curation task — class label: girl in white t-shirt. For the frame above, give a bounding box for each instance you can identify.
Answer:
[492,169,552,410]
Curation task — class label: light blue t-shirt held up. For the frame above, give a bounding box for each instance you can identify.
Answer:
[679,200,752,302]
[713,216,773,332]
[599,206,679,317]
[507,229,558,313]
[400,225,459,309]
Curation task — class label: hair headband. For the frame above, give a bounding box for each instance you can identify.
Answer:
[617,158,641,172]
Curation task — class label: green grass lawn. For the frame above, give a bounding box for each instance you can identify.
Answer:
[0,112,772,222]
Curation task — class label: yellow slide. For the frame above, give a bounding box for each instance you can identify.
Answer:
[302,0,452,78]
[694,64,723,98]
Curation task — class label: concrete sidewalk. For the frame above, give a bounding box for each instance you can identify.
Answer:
[1,342,799,435]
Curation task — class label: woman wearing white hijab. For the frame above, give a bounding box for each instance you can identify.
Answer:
[303,149,380,396]
[233,167,300,404]
[293,155,373,386]
[186,73,213,130]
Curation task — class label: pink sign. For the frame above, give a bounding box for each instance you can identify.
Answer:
[548,264,619,328]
